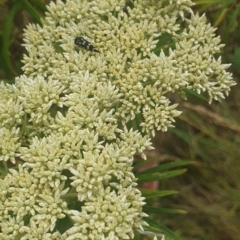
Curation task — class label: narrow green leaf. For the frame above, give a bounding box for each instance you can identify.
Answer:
[136,169,187,183]
[229,4,240,26]
[184,88,207,101]
[231,47,240,69]
[144,206,187,214]
[29,0,47,11]
[169,128,193,145]
[2,1,22,76]
[144,218,181,240]
[134,156,159,169]
[141,189,178,199]
[22,0,42,25]
[137,160,194,175]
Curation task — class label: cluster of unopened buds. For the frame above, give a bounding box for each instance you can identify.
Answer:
[0,0,234,239]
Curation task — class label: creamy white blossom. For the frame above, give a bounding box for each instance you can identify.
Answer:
[0,0,235,239]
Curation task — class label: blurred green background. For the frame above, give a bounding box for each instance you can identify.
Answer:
[0,0,239,240]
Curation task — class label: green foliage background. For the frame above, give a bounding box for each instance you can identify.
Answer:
[0,0,239,240]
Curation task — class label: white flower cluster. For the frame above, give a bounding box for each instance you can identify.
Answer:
[0,0,234,239]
